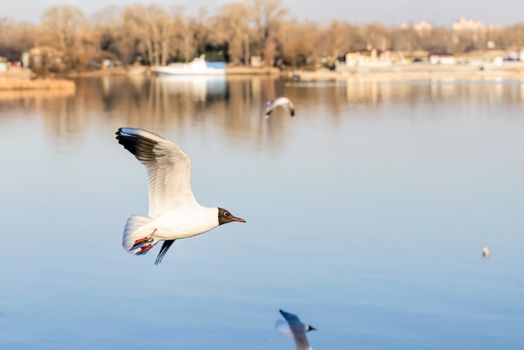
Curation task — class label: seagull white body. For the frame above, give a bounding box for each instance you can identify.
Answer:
[482,246,491,258]
[265,97,295,118]
[278,309,315,350]
[116,127,245,264]
[135,206,219,240]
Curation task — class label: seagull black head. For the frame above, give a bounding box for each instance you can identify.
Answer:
[218,207,246,225]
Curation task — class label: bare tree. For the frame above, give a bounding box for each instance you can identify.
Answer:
[0,18,20,60]
[495,25,524,48]
[250,0,287,64]
[4,1,524,72]
[176,17,196,62]
[364,24,391,51]
[186,9,213,59]
[88,6,131,64]
[41,5,87,67]
[123,5,179,66]
[212,3,252,64]
[280,20,320,67]
[320,21,366,58]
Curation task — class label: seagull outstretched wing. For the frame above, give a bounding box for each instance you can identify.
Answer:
[116,127,197,217]
[279,309,312,350]
[265,97,295,117]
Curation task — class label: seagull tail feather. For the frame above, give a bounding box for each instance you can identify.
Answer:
[122,215,158,255]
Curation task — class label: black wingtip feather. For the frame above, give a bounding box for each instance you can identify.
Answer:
[116,127,161,162]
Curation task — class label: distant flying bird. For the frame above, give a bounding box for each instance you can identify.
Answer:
[116,127,246,265]
[265,97,295,118]
[278,309,316,350]
[482,247,491,258]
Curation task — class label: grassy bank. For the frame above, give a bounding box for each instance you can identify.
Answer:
[0,68,75,91]
[0,88,75,100]
[226,66,280,75]
[0,78,75,91]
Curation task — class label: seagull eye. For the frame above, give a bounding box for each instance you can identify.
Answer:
[224,211,230,217]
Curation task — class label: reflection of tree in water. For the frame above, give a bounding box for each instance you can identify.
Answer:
[20,76,290,151]
[1,77,524,149]
[71,76,295,151]
[341,79,524,108]
[0,89,85,143]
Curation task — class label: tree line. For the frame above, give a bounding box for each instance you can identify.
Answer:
[1,0,524,71]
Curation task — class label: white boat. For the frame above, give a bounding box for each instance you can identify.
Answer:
[153,56,226,76]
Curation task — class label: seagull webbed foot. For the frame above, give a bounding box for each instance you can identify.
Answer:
[135,243,154,255]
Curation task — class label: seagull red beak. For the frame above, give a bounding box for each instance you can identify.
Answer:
[231,216,246,223]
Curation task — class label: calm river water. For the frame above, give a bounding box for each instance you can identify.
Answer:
[0,76,523,349]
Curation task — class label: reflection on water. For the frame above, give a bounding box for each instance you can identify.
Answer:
[344,79,524,107]
[2,77,524,144]
[0,76,524,350]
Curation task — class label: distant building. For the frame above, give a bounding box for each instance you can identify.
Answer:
[342,49,392,69]
[413,21,433,34]
[429,53,456,65]
[250,56,262,68]
[21,52,30,68]
[493,56,503,66]
[0,57,8,72]
[504,51,524,62]
[452,17,485,32]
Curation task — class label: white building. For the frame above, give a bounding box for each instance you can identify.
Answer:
[343,49,392,69]
[413,21,433,34]
[452,17,485,32]
[429,54,456,65]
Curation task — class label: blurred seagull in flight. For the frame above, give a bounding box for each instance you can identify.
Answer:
[116,127,246,265]
[265,97,295,118]
[482,246,491,258]
[277,309,316,350]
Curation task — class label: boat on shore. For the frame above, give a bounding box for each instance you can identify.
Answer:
[153,56,226,76]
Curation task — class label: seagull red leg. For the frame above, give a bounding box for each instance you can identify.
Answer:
[130,229,157,250]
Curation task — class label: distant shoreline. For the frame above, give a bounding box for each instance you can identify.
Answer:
[65,65,280,78]
[290,62,524,81]
[67,63,524,82]
[3,63,524,92]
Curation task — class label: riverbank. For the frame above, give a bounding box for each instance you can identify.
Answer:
[0,68,75,91]
[291,62,524,81]
[226,66,280,75]
[66,65,280,77]
[67,67,131,77]
[5,63,524,90]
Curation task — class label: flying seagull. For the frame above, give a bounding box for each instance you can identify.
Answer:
[278,309,316,350]
[265,97,295,118]
[116,127,246,265]
[482,246,491,258]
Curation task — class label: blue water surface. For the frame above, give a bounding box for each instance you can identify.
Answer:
[0,77,523,349]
